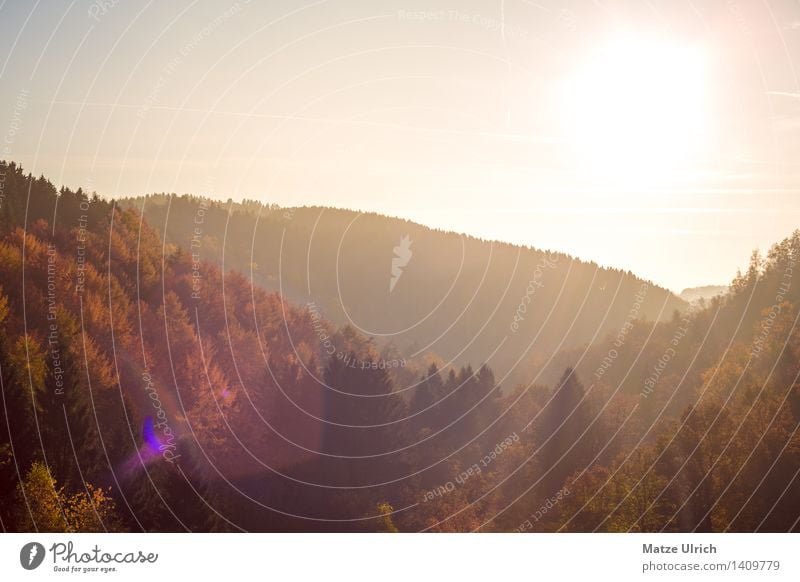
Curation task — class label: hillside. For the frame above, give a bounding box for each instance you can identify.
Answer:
[123,194,688,388]
[680,285,729,305]
[1,161,799,533]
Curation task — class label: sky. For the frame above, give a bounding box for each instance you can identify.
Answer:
[2,0,800,292]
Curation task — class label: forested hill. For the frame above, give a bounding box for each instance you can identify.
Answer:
[123,194,687,386]
[0,161,422,531]
[3,161,799,533]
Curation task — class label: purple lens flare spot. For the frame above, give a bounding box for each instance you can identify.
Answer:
[143,416,162,452]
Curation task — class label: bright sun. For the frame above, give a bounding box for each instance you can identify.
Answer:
[564,36,709,191]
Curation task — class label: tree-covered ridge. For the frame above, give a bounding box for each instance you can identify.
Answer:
[0,161,798,532]
[535,233,800,531]
[122,193,687,389]
[0,161,415,530]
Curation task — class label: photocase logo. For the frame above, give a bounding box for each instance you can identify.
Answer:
[20,542,45,570]
[389,235,413,292]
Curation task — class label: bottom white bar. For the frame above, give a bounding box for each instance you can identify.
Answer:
[1,533,796,581]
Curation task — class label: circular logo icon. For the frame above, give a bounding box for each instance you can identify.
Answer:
[20,542,45,570]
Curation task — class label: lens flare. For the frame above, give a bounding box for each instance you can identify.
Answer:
[142,416,162,453]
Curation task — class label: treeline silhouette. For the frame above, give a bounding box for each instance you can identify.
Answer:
[0,161,798,532]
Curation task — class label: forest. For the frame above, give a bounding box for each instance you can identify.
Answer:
[124,193,686,390]
[1,160,798,532]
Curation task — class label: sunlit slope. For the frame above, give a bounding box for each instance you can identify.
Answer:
[128,195,687,383]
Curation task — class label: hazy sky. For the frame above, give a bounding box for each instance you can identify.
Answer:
[2,0,800,291]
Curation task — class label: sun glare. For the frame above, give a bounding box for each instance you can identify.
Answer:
[563,36,709,191]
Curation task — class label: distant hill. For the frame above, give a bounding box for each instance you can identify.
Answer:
[679,285,729,304]
[123,194,688,387]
